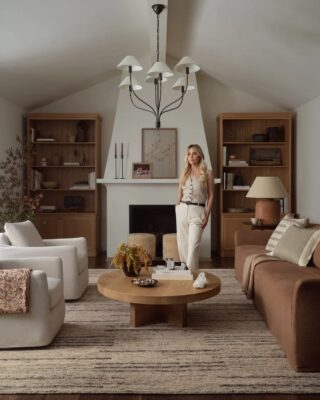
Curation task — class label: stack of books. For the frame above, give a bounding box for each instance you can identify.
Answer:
[36,137,54,142]
[228,159,248,166]
[70,180,90,190]
[152,267,193,281]
[88,171,96,189]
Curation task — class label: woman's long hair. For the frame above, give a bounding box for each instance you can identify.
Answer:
[179,144,207,187]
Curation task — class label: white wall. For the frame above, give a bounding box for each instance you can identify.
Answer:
[295,96,320,223]
[0,96,25,160]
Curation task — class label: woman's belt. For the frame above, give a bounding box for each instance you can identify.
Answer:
[181,201,205,207]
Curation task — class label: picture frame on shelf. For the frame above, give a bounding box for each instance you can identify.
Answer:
[132,162,152,179]
[142,128,177,178]
[249,147,281,166]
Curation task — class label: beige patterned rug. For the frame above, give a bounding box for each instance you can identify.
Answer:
[1,269,320,394]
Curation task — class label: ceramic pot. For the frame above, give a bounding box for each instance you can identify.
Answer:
[122,264,141,277]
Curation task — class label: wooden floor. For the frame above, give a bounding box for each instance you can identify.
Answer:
[3,253,320,400]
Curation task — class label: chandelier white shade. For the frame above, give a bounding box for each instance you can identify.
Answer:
[119,76,142,91]
[147,61,173,77]
[116,3,200,128]
[174,56,200,73]
[117,56,142,72]
[173,77,195,91]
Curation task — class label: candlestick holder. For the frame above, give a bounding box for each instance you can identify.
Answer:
[120,142,124,179]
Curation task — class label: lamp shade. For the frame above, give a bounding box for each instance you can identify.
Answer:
[147,61,173,77]
[119,76,142,91]
[145,74,168,83]
[246,177,287,199]
[172,77,195,91]
[174,56,200,73]
[117,56,143,72]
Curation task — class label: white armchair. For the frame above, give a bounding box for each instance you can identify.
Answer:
[0,236,88,300]
[0,257,65,348]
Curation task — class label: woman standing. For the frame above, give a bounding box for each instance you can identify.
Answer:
[175,144,214,270]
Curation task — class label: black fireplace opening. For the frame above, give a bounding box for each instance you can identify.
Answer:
[129,205,176,257]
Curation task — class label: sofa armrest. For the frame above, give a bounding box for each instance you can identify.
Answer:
[234,229,273,247]
[0,257,63,280]
[292,278,320,371]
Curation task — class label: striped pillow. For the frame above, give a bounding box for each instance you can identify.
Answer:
[265,214,308,254]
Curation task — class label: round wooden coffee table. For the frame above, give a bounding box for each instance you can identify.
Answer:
[97,271,221,327]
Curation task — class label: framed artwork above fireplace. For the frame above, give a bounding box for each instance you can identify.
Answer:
[142,128,177,178]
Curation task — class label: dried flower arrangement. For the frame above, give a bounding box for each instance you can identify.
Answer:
[111,242,152,277]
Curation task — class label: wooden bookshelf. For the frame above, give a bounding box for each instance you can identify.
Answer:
[26,113,102,256]
[217,112,293,257]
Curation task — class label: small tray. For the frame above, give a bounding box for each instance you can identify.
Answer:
[132,278,158,287]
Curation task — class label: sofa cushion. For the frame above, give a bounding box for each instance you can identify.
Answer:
[273,226,320,266]
[47,277,63,309]
[4,220,44,247]
[265,214,308,253]
[0,233,11,246]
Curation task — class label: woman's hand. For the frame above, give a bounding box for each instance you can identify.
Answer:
[201,214,209,229]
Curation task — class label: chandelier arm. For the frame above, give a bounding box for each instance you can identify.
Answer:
[159,89,187,116]
[130,91,155,115]
[160,96,185,115]
[131,88,157,115]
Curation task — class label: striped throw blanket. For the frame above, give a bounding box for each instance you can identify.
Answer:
[0,269,32,314]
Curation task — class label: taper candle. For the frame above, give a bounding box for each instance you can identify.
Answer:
[115,143,117,159]
[121,142,123,158]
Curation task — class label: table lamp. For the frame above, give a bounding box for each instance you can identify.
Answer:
[246,176,288,225]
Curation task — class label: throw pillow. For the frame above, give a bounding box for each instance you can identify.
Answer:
[265,214,308,253]
[273,226,320,266]
[4,220,44,247]
[0,232,11,246]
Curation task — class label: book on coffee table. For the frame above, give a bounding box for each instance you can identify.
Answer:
[152,268,193,281]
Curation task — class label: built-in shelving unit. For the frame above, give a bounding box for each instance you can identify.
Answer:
[26,113,102,256]
[217,112,293,257]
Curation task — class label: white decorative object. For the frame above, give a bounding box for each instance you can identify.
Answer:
[193,272,208,289]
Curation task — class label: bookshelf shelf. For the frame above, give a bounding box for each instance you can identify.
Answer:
[217,112,293,257]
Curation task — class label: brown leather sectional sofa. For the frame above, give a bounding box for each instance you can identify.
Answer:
[234,229,320,372]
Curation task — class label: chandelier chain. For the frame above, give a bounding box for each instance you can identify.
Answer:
[156,13,160,62]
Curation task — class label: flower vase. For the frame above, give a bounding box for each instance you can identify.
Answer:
[122,264,141,277]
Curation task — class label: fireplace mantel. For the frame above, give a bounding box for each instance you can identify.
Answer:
[97,179,179,185]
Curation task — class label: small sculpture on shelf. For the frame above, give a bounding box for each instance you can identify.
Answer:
[75,120,89,142]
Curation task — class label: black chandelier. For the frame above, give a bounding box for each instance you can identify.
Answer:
[117,3,200,128]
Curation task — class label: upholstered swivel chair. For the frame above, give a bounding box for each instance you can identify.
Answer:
[0,222,88,300]
[0,257,65,348]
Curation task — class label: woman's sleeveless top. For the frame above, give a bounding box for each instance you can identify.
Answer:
[181,174,208,204]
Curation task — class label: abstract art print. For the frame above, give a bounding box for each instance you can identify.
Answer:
[142,128,177,178]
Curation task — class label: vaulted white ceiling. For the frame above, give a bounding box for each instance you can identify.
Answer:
[1,0,320,110]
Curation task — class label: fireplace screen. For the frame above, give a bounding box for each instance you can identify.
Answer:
[129,205,176,257]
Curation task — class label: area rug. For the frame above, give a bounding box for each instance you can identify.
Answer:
[1,269,320,394]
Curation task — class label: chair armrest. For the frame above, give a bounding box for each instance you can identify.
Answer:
[292,277,320,371]
[43,237,87,256]
[43,237,88,270]
[0,257,62,280]
[234,229,273,247]
[0,245,79,277]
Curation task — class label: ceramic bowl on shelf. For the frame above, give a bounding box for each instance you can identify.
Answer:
[42,181,58,189]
